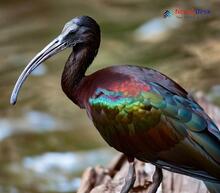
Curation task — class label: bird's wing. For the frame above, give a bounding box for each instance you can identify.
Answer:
[136,65,220,141]
[149,82,220,139]
[86,65,220,182]
[147,81,220,164]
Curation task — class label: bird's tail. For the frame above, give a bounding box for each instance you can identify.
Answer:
[204,181,220,193]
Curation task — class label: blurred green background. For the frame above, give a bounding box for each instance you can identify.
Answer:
[0,0,220,193]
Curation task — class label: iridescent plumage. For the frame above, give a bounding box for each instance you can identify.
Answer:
[76,65,220,184]
[11,16,220,193]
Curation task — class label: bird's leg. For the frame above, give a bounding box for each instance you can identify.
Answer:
[120,156,136,193]
[147,166,163,193]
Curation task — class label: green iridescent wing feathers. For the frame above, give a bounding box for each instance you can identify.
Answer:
[149,82,211,132]
[89,82,220,166]
[149,82,220,166]
[89,87,162,133]
[89,83,218,136]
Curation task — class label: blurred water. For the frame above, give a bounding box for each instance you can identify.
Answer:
[0,111,61,141]
[23,149,114,174]
[6,149,114,192]
[0,0,220,193]
[134,16,182,42]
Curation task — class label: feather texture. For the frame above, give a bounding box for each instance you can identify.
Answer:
[74,65,220,183]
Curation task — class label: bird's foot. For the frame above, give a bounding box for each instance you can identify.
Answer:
[147,166,163,193]
[120,157,136,193]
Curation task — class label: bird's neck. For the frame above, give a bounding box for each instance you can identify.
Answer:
[61,45,97,102]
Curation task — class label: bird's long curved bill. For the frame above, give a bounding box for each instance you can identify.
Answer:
[10,36,67,105]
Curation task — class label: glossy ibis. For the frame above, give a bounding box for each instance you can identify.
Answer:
[10,16,220,193]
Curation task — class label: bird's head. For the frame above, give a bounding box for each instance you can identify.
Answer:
[10,16,100,105]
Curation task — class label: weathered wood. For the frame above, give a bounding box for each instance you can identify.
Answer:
[77,93,219,193]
